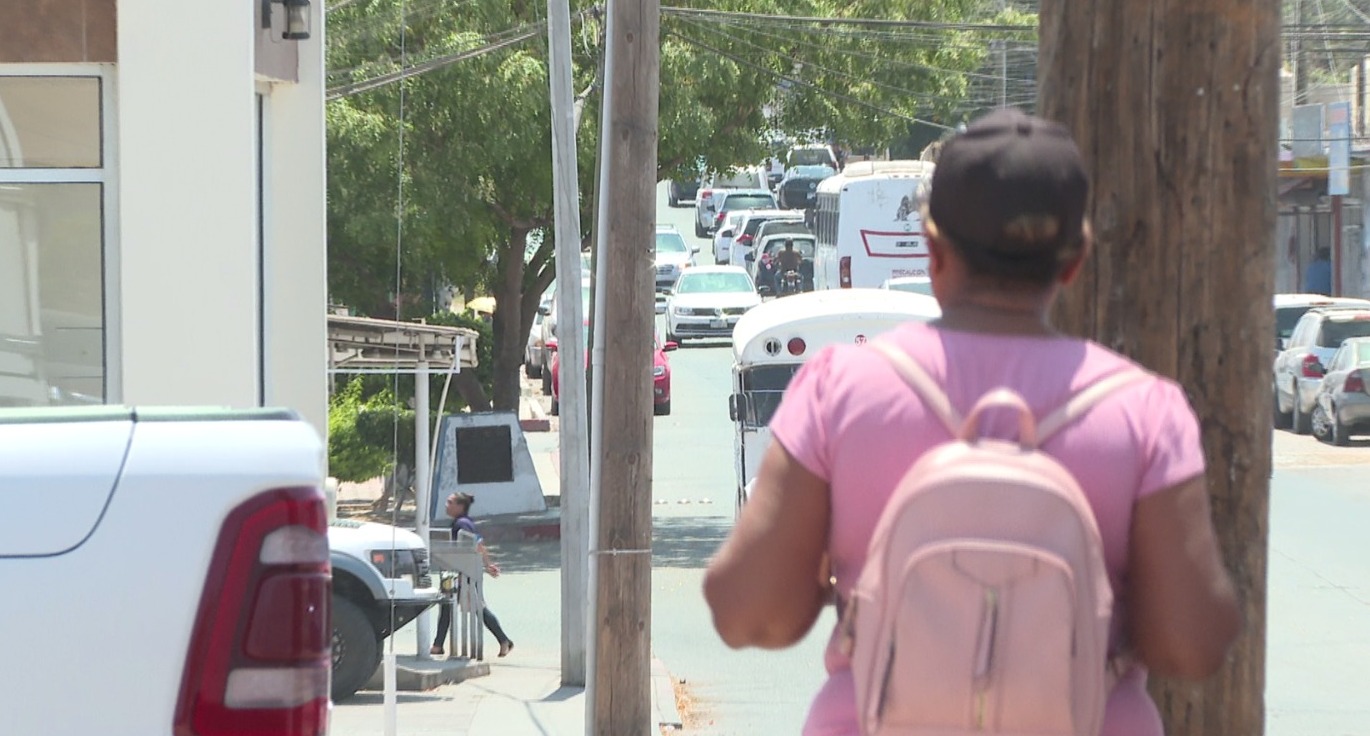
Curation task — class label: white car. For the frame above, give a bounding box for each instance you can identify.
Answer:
[665,266,762,342]
[1274,293,1370,352]
[881,275,935,297]
[656,225,699,293]
[712,211,750,265]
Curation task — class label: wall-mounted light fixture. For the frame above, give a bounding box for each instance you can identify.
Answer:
[262,0,312,41]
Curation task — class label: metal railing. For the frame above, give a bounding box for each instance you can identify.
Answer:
[428,532,486,661]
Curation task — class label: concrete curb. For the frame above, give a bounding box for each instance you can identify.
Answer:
[360,655,490,693]
[652,657,685,731]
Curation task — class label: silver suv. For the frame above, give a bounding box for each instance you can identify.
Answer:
[656,225,698,293]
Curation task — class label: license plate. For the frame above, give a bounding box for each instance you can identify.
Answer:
[710,319,726,329]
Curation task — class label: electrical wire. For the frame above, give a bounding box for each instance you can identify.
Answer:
[327,23,549,100]
[665,28,954,130]
[661,5,1035,33]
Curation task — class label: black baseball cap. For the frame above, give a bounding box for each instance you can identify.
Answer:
[928,108,1089,259]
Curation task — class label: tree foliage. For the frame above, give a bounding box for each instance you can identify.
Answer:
[325,0,1013,411]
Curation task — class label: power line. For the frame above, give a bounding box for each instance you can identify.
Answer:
[661,6,1036,34]
[665,28,954,130]
[327,23,547,100]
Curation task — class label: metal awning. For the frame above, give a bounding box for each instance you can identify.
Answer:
[328,314,478,371]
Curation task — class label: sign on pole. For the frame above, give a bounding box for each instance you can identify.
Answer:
[1328,101,1352,196]
[1291,104,1325,159]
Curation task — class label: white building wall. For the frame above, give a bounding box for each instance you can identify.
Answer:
[116,0,260,408]
[260,3,328,434]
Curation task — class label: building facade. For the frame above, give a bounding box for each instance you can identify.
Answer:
[0,0,327,432]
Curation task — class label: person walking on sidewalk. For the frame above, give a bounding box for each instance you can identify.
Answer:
[703,108,1240,736]
[432,492,515,659]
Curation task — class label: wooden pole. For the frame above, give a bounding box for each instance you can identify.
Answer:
[1037,1,1276,734]
[586,0,659,731]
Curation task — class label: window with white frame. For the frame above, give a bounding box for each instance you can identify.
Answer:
[0,68,114,406]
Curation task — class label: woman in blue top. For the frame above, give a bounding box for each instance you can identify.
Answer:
[431,492,515,658]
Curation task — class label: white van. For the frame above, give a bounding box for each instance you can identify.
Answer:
[812,160,936,290]
[727,288,941,511]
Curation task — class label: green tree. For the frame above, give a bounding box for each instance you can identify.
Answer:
[326,0,1007,410]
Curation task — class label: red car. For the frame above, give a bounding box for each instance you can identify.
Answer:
[549,335,676,416]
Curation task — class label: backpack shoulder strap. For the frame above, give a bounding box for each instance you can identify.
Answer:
[870,341,961,436]
[1037,370,1151,445]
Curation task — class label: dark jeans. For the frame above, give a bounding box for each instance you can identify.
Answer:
[434,599,511,647]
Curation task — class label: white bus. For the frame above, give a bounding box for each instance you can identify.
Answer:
[812,160,936,291]
[728,288,941,512]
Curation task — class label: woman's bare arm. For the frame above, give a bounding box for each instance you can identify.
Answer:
[703,442,831,649]
[1127,475,1241,679]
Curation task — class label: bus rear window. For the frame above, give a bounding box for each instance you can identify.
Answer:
[739,364,801,427]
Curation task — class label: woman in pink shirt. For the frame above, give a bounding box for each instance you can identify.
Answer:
[704,109,1240,736]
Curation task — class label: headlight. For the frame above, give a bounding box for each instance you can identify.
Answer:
[672,305,692,316]
[369,549,419,579]
[653,366,666,377]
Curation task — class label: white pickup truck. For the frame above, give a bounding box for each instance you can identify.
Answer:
[0,406,440,734]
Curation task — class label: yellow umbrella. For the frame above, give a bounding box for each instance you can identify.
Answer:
[466,296,497,314]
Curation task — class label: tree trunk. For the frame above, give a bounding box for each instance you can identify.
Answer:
[490,226,530,411]
[1038,1,1277,733]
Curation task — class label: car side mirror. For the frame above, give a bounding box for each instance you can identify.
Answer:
[757,285,773,296]
[745,253,755,262]
[691,245,700,254]
[728,393,743,422]
[663,341,678,352]
[1311,361,1326,377]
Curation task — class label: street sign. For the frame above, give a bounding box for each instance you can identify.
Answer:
[1329,101,1351,196]
[1292,104,1325,159]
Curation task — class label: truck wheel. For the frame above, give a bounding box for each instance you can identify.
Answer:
[331,595,381,702]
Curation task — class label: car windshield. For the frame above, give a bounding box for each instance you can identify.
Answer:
[789,148,835,167]
[721,194,776,211]
[1276,306,1312,340]
[739,364,802,427]
[676,271,753,294]
[656,231,688,253]
[790,165,836,179]
[1318,317,1370,347]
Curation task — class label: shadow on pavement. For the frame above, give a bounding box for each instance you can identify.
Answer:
[650,516,731,569]
[341,692,455,705]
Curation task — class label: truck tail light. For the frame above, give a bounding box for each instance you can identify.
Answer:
[839,257,853,288]
[1346,370,1366,393]
[1301,354,1325,378]
[174,487,331,736]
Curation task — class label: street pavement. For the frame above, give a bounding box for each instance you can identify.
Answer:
[329,183,1370,735]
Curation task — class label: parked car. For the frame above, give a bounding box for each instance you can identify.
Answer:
[665,266,762,342]
[2,408,332,734]
[728,209,803,267]
[656,224,699,293]
[551,333,677,415]
[668,177,700,207]
[1311,336,1370,445]
[523,291,550,375]
[777,164,838,209]
[1274,293,1370,352]
[881,275,935,296]
[1274,305,1370,433]
[540,278,592,392]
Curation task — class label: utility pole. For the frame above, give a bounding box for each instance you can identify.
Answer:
[546,0,590,687]
[586,0,659,730]
[1038,0,1276,734]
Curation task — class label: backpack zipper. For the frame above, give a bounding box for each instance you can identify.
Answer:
[973,587,999,730]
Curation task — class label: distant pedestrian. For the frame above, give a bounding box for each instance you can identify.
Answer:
[703,108,1239,736]
[1305,246,1333,295]
[431,492,515,659]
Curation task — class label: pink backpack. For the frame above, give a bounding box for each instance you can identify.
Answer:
[839,342,1144,736]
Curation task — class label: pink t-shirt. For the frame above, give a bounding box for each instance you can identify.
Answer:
[770,322,1206,736]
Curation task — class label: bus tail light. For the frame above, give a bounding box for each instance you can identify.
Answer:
[787,338,807,356]
[839,257,852,288]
